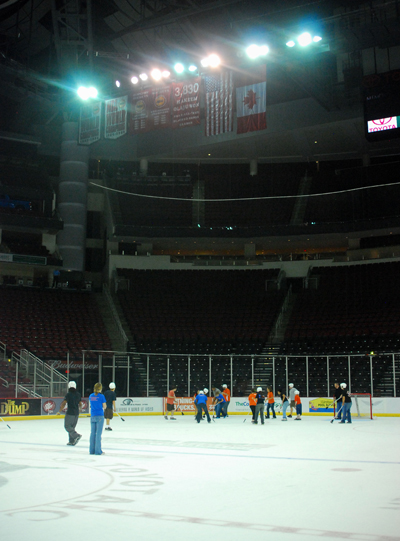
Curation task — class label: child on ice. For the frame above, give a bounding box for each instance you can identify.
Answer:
[294,390,302,420]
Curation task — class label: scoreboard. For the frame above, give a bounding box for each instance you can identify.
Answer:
[363,70,400,142]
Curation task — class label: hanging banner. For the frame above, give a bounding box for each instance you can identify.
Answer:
[130,85,172,133]
[79,101,102,145]
[204,71,233,136]
[236,65,267,135]
[104,96,128,139]
[172,77,201,129]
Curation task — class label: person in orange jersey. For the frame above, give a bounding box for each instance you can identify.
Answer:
[222,384,231,417]
[165,386,177,420]
[294,390,302,420]
[266,386,276,419]
[248,388,257,423]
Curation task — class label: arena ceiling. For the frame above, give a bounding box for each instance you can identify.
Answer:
[1,1,400,163]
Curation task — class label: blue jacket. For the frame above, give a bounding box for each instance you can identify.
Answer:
[195,394,208,405]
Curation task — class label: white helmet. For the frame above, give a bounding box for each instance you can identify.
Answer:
[203,388,208,394]
[68,381,76,389]
[289,383,294,388]
[340,383,347,389]
[222,384,227,388]
[295,390,300,395]
[257,387,262,392]
[109,382,116,389]
[198,390,204,395]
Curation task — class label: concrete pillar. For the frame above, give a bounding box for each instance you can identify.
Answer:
[57,122,89,271]
[250,159,258,176]
[140,158,149,176]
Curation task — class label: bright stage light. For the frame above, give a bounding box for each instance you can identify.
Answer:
[139,73,148,81]
[188,65,198,72]
[208,54,220,68]
[131,76,139,84]
[77,86,98,100]
[151,69,162,81]
[174,63,184,74]
[246,44,269,59]
[162,70,171,78]
[200,58,209,67]
[286,40,295,47]
[298,32,312,46]
[115,80,121,88]
[313,35,322,43]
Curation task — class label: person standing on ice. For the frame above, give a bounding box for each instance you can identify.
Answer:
[89,382,106,455]
[214,390,226,418]
[194,390,211,423]
[278,389,289,421]
[254,387,265,425]
[165,386,178,420]
[57,380,82,446]
[288,383,298,418]
[339,383,352,424]
[104,382,117,431]
[222,384,231,417]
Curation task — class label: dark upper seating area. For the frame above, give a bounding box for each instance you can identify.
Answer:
[0,289,112,360]
[305,162,400,224]
[117,269,284,354]
[282,262,400,355]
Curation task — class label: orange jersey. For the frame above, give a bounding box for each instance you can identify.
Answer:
[248,393,257,406]
[167,390,175,405]
[223,388,231,401]
[267,391,274,404]
[295,394,301,405]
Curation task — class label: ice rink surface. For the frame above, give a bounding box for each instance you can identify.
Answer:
[0,414,399,541]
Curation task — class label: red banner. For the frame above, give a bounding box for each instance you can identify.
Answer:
[130,85,172,133]
[172,78,201,129]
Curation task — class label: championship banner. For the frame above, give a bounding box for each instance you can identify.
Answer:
[130,85,172,133]
[204,70,233,136]
[105,96,128,139]
[79,101,102,145]
[236,65,267,134]
[172,78,201,129]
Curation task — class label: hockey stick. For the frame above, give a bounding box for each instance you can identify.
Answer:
[0,417,11,429]
[243,410,252,423]
[330,404,344,423]
[326,397,340,409]
[116,412,125,422]
[175,405,184,416]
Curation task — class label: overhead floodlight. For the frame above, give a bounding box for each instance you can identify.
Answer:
[313,35,322,43]
[246,44,260,59]
[139,73,148,81]
[77,86,98,100]
[208,54,220,68]
[297,32,312,47]
[174,63,184,74]
[188,65,198,72]
[151,68,162,81]
[246,44,269,59]
[200,58,209,67]
[286,40,295,47]
[115,80,121,88]
[131,76,139,84]
[162,70,171,78]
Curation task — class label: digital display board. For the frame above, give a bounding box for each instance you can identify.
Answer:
[363,70,400,141]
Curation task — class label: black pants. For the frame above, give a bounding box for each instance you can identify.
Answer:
[196,403,211,423]
[250,405,256,420]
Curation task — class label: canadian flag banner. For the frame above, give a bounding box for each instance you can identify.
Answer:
[236,66,267,134]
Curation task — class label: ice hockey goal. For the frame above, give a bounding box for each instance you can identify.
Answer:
[335,393,373,419]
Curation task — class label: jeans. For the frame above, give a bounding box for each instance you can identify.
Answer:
[266,402,276,418]
[254,403,264,424]
[196,403,211,422]
[341,402,352,423]
[282,401,288,419]
[223,401,230,416]
[64,414,79,443]
[296,404,302,416]
[90,415,104,455]
[215,402,226,418]
[336,402,343,419]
